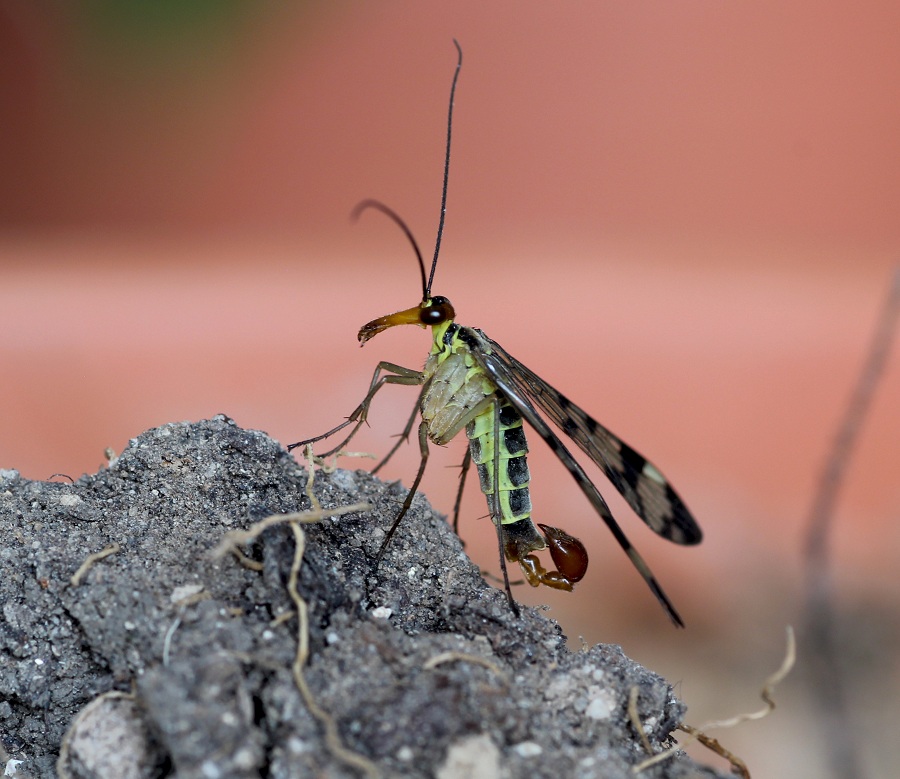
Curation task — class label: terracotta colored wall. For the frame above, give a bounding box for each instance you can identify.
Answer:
[2,6,898,777]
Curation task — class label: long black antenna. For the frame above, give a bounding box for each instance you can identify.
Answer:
[425,39,462,298]
[352,199,427,298]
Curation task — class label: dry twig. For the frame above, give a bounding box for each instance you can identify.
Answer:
[633,626,795,776]
[70,543,121,586]
[803,268,900,779]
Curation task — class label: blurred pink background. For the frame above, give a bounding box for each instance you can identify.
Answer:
[1,4,898,778]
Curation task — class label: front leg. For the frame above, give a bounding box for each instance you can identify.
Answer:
[287,361,424,456]
[375,420,432,566]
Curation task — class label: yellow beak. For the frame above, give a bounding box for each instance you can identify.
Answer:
[358,304,424,345]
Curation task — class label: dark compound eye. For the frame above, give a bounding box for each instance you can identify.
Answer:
[420,296,455,325]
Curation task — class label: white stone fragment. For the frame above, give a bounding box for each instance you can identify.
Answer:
[436,733,501,779]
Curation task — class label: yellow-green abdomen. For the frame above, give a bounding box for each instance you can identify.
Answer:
[466,397,532,525]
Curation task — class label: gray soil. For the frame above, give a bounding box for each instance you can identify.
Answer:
[0,416,729,779]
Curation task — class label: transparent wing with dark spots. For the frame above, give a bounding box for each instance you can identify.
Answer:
[477,332,702,546]
[460,329,685,626]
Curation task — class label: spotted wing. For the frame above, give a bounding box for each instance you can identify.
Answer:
[459,327,687,626]
[476,332,701,546]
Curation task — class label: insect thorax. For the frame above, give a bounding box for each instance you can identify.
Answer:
[420,321,495,445]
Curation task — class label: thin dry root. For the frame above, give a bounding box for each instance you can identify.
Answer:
[423,651,507,682]
[70,543,121,586]
[303,442,376,475]
[210,503,370,562]
[284,444,381,776]
[627,685,655,757]
[633,626,796,776]
[286,522,381,778]
[679,724,750,779]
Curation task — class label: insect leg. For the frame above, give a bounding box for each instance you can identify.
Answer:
[450,446,472,536]
[372,385,427,475]
[496,520,519,617]
[287,361,424,456]
[374,420,431,567]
